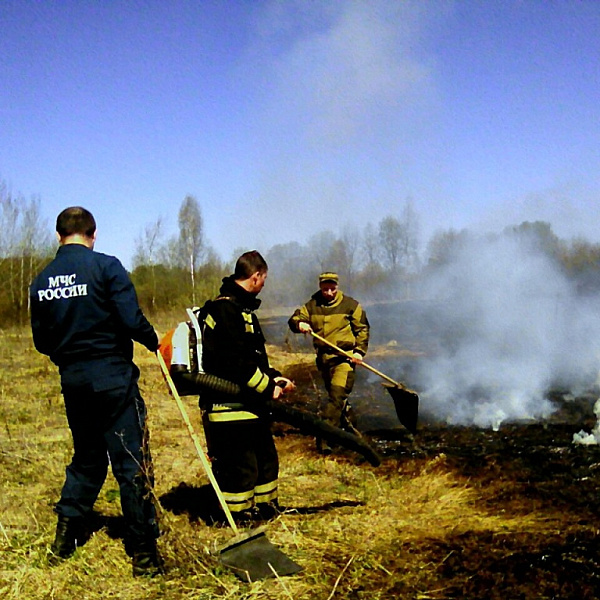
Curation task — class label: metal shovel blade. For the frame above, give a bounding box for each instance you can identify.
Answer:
[219,529,302,582]
[383,384,419,434]
[307,331,419,434]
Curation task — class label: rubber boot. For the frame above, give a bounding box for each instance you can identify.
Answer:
[341,400,360,436]
[231,509,255,527]
[131,538,163,577]
[49,515,81,563]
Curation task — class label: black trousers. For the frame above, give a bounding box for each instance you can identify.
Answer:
[204,415,279,513]
[57,358,158,544]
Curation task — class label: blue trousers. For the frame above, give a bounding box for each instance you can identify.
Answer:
[57,358,158,544]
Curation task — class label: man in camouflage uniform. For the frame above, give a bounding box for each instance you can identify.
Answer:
[288,272,369,454]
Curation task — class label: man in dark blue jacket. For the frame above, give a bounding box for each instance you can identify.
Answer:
[30,207,161,576]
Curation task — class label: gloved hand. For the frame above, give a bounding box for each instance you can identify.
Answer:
[274,377,295,394]
[351,352,363,365]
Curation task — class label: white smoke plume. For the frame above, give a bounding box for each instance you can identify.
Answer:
[573,399,600,445]
[414,232,600,428]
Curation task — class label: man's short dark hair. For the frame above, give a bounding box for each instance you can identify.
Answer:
[56,207,96,238]
[234,250,268,280]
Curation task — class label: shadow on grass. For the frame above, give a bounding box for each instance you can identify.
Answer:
[67,512,134,555]
[159,482,364,526]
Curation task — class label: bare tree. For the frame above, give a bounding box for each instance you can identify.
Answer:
[133,217,164,309]
[0,183,52,322]
[0,185,19,303]
[339,224,361,290]
[426,228,472,268]
[157,236,181,270]
[362,222,380,268]
[133,217,164,267]
[308,230,336,272]
[177,195,204,305]
[263,242,313,306]
[326,239,348,278]
[399,199,420,273]
[379,202,421,272]
[19,195,51,315]
[379,215,403,272]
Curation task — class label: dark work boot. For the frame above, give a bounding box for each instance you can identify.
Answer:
[49,515,81,563]
[131,539,163,577]
[316,437,332,456]
[254,501,280,522]
[231,509,255,527]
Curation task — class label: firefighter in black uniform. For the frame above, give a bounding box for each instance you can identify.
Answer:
[30,207,162,576]
[200,250,294,520]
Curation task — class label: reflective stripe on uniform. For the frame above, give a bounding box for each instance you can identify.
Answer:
[205,313,216,329]
[208,409,259,422]
[255,480,278,503]
[247,367,269,393]
[222,489,254,512]
[211,402,246,411]
[242,312,254,333]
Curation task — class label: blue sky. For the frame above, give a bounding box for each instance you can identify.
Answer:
[1,0,599,268]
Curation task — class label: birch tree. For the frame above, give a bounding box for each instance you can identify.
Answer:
[0,183,52,322]
[177,195,204,305]
[133,217,164,309]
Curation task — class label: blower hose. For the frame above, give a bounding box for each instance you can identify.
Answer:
[170,367,381,466]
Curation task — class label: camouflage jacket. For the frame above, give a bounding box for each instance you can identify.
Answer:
[288,290,369,358]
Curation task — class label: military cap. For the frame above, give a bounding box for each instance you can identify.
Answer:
[319,271,339,284]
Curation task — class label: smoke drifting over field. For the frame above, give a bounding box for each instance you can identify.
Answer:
[412,234,600,428]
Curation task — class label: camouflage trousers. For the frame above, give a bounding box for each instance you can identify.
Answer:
[316,356,358,433]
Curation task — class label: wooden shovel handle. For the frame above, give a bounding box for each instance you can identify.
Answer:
[309,330,405,389]
[156,351,240,534]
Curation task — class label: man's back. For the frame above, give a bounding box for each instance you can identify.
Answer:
[30,243,156,367]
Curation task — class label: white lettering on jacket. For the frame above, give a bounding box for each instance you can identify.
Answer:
[37,273,88,302]
[48,274,76,287]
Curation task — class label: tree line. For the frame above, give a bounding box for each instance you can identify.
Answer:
[2,182,600,326]
[0,182,53,324]
[129,197,424,310]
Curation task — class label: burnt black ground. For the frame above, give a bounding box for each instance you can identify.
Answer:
[278,359,600,599]
[263,310,600,598]
[389,421,600,599]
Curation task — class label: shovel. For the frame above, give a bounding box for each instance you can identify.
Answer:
[156,351,302,582]
[309,331,419,433]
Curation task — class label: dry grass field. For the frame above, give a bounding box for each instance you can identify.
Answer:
[2,319,600,599]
